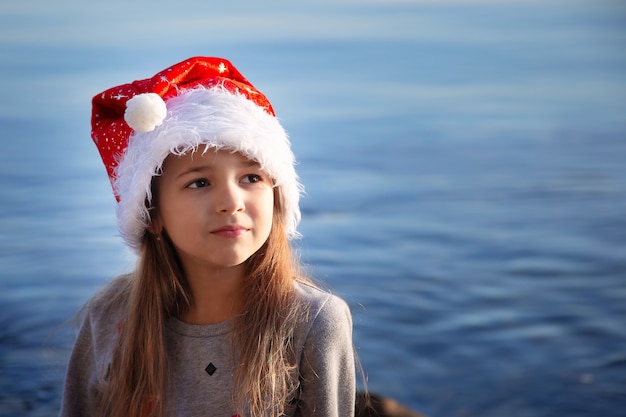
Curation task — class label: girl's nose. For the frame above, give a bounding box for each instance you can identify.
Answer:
[216,183,245,214]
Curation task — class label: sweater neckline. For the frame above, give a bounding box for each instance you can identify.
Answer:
[166,316,234,337]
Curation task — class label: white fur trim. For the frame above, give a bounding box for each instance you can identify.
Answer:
[114,86,302,252]
[124,93,167,132]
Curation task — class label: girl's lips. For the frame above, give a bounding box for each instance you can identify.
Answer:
[210,225,249,238]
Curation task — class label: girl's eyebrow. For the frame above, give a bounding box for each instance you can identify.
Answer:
[175,159,260,179]
[244,160,260,167]
[175,165,212,179]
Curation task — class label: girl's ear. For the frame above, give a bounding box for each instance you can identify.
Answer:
[147,181,162,236]
[147,225,162,237]
[147,212,163,236]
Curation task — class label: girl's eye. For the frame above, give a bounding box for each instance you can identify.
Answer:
[241,174,262,184]
[187,179,209,189]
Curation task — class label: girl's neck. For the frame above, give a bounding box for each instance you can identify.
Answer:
[179,264,245,325]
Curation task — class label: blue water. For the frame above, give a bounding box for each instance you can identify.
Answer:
[1,1,625,416]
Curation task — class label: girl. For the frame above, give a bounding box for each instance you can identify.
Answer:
[60,56,356,417]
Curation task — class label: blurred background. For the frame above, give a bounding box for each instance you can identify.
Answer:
[1,0,625,416]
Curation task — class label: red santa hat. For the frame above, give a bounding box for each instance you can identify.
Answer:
[91,56,302,252]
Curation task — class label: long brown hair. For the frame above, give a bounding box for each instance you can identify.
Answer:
[97,185,309,417]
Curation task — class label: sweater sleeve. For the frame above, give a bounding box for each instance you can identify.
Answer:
[297,293,356,417]
[59,308,103,417]
[59,276,129,417]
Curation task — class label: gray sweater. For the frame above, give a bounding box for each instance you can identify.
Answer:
[60,278,356,417]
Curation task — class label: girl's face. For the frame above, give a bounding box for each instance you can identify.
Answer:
[155,149,274,276]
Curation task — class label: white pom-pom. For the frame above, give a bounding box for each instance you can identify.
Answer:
[124,93,167,133]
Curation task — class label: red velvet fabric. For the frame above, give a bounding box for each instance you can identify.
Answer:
[90,56,274,195]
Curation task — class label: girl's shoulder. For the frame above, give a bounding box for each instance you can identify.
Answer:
[295,280,346,306]
[89,274,133,312]
[291,280,354,373]
[81,274,133,331]
[293,280,352,334]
